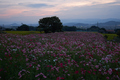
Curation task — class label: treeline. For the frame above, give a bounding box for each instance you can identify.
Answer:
[0,24,38,31]
[62,26,77,31]
[16,24,36,31]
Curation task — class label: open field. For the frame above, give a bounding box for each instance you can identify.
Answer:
[4,31,44,35]
[102,33,118,40]
[4,31,118,41]
[0,32,120,80]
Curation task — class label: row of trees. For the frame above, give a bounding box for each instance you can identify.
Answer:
[87,26,107,33]
[16,24,36,31]
[62,26,77,31]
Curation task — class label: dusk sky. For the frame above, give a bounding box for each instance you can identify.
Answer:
[0,0,120,24]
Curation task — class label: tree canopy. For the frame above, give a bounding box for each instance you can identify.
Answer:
[38,16,63,33]
[17,24,29,31]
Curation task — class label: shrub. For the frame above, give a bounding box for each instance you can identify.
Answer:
[104,35,108,39]
[116,30,120,38]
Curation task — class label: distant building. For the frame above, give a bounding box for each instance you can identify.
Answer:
[106,30,115,34]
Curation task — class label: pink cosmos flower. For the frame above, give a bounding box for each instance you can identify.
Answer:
[35,73,47,78]
[18,69,30,79]
[95,65,99,68]
[0,58,2,61]
[5,52,7,55]
[108,68,112,75]
[68,74,70,76]
[75,71,79,74]
[0,69,3,71]
[10,57,12,60]
[36,67,39,70]
[29,64,32,67]
[56,77,65,80]
[26,58,29,61]
[94,69,97,71]
[59,63,64,68]
[87,71,91,74]
[93,72,95,75]
[106,77,109,79]
[38,64,40,67]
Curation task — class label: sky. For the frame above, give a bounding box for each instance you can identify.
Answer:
[0,0,120,24]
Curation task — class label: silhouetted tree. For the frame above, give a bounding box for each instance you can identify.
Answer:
[0,26,2,31]
[29,26,36,31]
[38,16,63,33]
[115,29,120,33]
[116,30,120,38]
[98,28,106,33]
[5,28,14,31]
[17,24,29,31]
[87,26,100,31]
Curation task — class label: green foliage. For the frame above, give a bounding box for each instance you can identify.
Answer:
[0,31,6,34]
[116,30,120,38]
[5,31,42,35]
[104,35,108,39]
[87,26,100,31]
[102,33,118,40]
[38,16,63,33]
[17,24,29,31]
[99,28,106,33]
[5,28,15,31]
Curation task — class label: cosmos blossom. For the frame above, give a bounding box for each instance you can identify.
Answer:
[0,32,120,80]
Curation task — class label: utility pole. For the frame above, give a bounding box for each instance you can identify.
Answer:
[97,22,98,27]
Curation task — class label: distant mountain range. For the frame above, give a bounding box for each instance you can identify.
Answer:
[62,18,120,24]
[63,21,120,30]
[0,23,39,28]
[1,18,120,30]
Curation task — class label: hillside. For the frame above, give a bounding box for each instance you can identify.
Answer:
[64,21,120,30]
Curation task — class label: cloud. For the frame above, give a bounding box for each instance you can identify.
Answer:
[19,3,54,8]
[27,3,53,8]
[0,4,13,8]
[56,3,120,19]
[107,1,120,5]
[0,0,120,22]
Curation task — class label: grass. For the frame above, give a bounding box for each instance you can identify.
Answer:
[4,31,44,35]
[102,33,118,40]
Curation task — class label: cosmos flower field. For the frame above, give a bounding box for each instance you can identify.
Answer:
[0,32,120,80]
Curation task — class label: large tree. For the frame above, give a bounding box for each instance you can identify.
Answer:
[38,16,63,33]
[17,24,29,31]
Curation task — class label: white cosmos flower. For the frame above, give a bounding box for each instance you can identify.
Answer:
[13,49,17,51]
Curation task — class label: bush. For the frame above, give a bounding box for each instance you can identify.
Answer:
[0,31,6,34]
[104,35,108,39]
[116,30,120,38]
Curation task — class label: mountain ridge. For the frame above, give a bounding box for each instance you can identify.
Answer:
[1,20,120,30]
